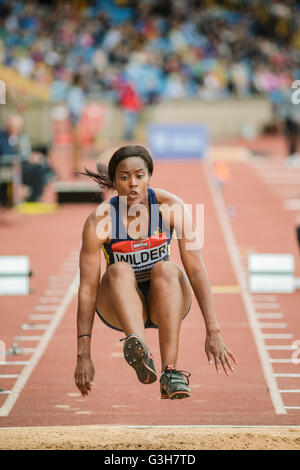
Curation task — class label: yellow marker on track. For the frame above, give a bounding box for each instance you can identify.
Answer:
[14,202,59,215]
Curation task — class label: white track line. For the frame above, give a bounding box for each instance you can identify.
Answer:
[263,334,293,339]
[1,425,300,430]
[29,315,54,321]
[0,375,19,379]
[114,425,300,429]
[253,303,280,310]
[251,295,277,301]
[258,322,287,329]
[274,374,300,377]
[1,362,30,366]
[203,162,286,414]
[256,313,283,319]
[269,359,294,363]
[34,305,58,312]
[0,271,79,417]
[39,297,61,303]
[15,336,43,341]
[43,290,65,296]
[21,324,49,331]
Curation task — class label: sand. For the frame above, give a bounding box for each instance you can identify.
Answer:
[0,426,300,450]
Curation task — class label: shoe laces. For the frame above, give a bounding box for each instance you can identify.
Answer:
[164,366,191,385]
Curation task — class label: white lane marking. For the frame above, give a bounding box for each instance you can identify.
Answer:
[0,391,11,395]
[253,303,280,310]
[0,375,19,378]
[115,424,300,429]
[282,199,300,211]
[203,161,286,414]
[258,323,287,329]
[1,424,300,430]
[12,348,36,354]
[39,297,61,304]
[274,374,300,377]
[256,313,283,319]
[251,295,277,301]
[15,336,43,341]
[266,345,297,351]
[285,407,300,410]
[269,359,294,363]
[280,390,300,393]
[0,271,79,417]
[29,315,54,321]
[0,362,30,365]
[35,305,58,312]
[21,324,49,331]
[43,289,65,296]
[263,334,293,339]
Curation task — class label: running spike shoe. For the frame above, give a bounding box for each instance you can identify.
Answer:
[121,334,157,384]
[160,365,191,399]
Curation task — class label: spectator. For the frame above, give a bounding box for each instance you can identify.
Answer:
[277,87,300,161]
[118,80,142,141]
[0,0,299,104]
[65,73,86,176]
[0,114,51,203]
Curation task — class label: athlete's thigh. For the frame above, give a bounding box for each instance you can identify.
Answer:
[96,270,149,330]
[148,262,192,324]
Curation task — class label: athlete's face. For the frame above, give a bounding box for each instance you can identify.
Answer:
[114,157,150,206]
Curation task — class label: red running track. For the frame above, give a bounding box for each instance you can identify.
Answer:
[0,144,300,427]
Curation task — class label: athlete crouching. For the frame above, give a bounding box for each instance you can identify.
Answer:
[74,145,237,400]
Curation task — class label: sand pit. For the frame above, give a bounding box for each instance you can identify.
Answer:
[0,426,300,450]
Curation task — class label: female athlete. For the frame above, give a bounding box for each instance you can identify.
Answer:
[74,145,237,400]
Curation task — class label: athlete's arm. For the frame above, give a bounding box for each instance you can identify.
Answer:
[155,188,237,375]
[75,204,110,396]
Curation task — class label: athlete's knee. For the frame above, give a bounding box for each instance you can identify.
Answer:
[105,262,135,283]
[150,261,180,285]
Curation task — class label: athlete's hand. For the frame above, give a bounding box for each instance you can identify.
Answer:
[205,331,238,376]
[74,355,95,397]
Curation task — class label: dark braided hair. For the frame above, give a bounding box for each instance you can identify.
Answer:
[81,145,154,190]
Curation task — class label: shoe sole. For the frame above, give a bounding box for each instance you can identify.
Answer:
[161,390,191,400]
[123,335,157,384]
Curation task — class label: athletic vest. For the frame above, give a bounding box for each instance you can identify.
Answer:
[102,188,174,282]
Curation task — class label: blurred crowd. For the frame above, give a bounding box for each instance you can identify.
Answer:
[0,0,299,106]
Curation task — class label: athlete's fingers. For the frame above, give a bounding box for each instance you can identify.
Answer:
[75,374,89,395]
[227,349,238,365]
[206,349,213,364]
[76,381,87,396]
[225,354,235,373]
[85,381,92,392]
[214,355,221,375]
[220,355,230,376]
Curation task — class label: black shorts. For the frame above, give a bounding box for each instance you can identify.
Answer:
[95,279,191,332]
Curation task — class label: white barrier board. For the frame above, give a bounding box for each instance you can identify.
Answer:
[249,274,295,293]
[0,256,30,276]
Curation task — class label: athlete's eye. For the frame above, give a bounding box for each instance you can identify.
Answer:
[120,176,128,181]
[137,174,144,179]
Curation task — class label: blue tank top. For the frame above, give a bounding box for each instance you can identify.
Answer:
[102,188,174,282]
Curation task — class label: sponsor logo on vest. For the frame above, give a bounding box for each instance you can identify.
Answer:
[131,240,150,251]
[113,242,168,269]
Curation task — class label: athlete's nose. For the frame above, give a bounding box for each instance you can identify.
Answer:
[129,176,138,187]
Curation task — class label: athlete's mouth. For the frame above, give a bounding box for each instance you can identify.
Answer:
[128,191,138,197]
